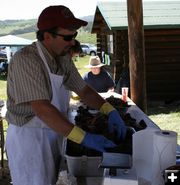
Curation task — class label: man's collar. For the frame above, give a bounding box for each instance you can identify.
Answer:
[37,41,54,62]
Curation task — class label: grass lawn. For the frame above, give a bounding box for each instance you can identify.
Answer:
[0,75,7,101]
[148,105,180,144]
[73,55,90,76]
[0,55,180,144]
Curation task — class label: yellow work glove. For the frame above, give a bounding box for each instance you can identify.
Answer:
[67,125,116,152]
[67,126,85,144]
[71,92,80,100]
[100,102,115,115]
[100,102,127,140]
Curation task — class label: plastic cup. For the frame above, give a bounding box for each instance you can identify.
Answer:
[122,87,129,102]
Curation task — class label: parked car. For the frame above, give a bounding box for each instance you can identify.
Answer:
[0,61,8,76]
[80,43,97,56]
[0,50,8,76]
[0,50,7,60]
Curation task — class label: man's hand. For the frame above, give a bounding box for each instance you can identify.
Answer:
[108,110,127,140]
[67,126,116,152]
[100,102,127,140]
[82,133,117,152]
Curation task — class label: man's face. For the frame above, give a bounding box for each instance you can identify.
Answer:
[91,67,101,75]
[44,28,77,57]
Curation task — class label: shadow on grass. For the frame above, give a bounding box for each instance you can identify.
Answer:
[147,104,180,116]
[0,160,12,185]
[0,74,7,81]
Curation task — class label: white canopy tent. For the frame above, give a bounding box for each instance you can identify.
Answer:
[0,35,33,62]
[0,35,33,46]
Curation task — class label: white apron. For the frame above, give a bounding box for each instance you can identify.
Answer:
[5,42,70,185]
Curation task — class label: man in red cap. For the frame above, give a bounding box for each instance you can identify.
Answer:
[5,5,127,185]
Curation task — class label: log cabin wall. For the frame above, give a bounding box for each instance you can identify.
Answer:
[144,28,180,101]
[96,32,115,78]
[92,1,180,102]
[93,9,115,78]
[96,30,129,83]
[96,28,180,102]
[113,30,129,83]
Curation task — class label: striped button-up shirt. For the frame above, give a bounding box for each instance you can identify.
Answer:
[6,42,86,126]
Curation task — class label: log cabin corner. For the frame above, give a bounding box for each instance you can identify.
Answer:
[91,0,180,105]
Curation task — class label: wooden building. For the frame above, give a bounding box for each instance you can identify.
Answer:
[92,1,180,102]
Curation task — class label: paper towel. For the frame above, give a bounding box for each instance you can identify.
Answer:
[133,128,177,185]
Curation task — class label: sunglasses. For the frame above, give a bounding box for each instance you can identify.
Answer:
[50,31,78,41]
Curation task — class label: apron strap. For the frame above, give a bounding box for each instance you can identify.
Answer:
[36,41,51,74]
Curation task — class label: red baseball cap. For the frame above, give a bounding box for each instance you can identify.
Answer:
[37,5,88,30]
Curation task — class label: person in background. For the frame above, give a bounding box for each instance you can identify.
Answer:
[83,56,115,93]
[66,40,83,106]
[5,5,127,185]
[69,39,82,60]
[115,62,130,96]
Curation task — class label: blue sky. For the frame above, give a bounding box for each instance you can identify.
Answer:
[0,0,170,20]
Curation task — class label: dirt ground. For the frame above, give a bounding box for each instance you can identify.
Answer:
[0,160,88,185]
